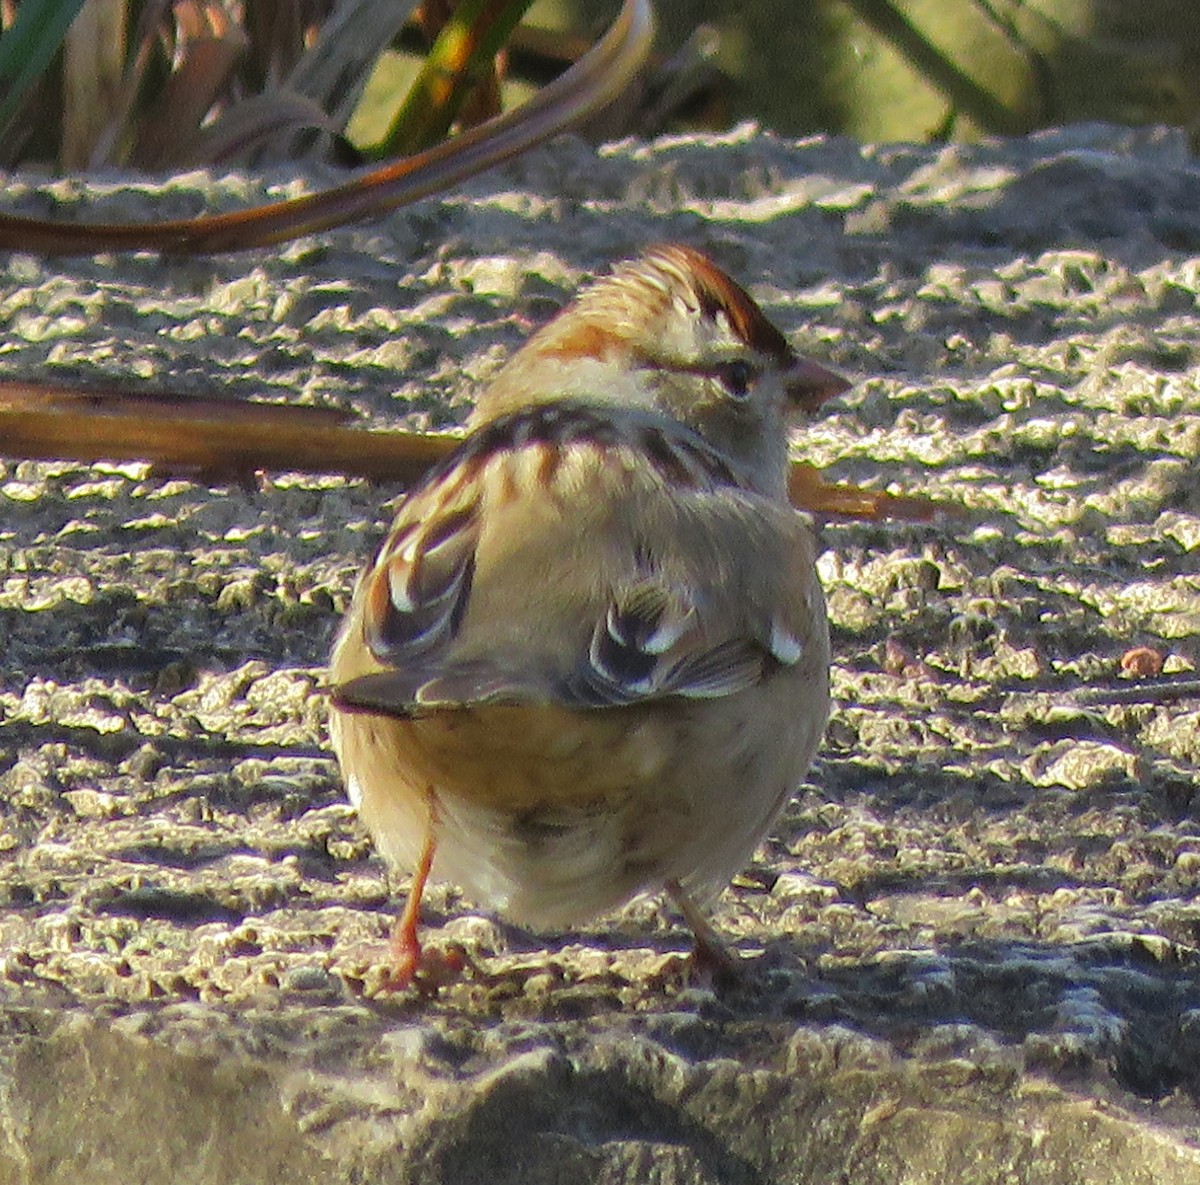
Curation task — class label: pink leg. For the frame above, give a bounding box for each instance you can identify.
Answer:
[382,799,466,993]
[666,879,741,983]
[386,822,438,988]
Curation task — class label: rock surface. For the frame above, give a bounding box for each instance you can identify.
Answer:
[1,123,1199,1182]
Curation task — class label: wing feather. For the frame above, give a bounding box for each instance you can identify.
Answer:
[334,401,821,717]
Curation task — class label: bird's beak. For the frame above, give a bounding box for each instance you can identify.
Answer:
[784,356,852,414]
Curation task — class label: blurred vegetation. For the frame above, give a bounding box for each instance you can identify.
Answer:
[617,0,1200,143]
[0,0,663,254]
[0,0,1197,178]
[0,0,551,170]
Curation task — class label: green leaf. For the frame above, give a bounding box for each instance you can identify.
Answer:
[0,0,88,139]
[374,0,535,158]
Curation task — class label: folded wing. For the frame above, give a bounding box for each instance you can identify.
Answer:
[333,402,820,717]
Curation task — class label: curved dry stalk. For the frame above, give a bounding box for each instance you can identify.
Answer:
[787,461,942,522]
[0,0,654,255]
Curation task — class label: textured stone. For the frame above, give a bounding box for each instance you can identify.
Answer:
[1,124,1199,1180]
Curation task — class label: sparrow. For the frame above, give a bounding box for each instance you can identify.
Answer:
[329,244,846,988]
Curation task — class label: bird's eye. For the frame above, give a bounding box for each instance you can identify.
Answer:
[716,359,755,399]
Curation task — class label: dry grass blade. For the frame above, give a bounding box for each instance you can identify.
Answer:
[270,0,420,146]
[61,0,127,168]
[240,0,320,89]
[82,0,174,167]
[129,2,249,169]
[788,462,943,522]
[0,380,455,486]
[0,380,945,521]
[176,89,346,166]
[0,0,654,254]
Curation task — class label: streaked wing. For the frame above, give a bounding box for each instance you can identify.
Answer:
[335,400,818,716]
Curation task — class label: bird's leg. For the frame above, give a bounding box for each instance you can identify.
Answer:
[666,878,741,984]
[384,793,465,992]
[386,822,436,987]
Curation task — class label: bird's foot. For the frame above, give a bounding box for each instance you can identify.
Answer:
[383,936,470,995]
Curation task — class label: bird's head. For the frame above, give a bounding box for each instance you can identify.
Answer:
[474,244,850,496]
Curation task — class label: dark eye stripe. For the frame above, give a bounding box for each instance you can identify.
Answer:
[650,356,760,400]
